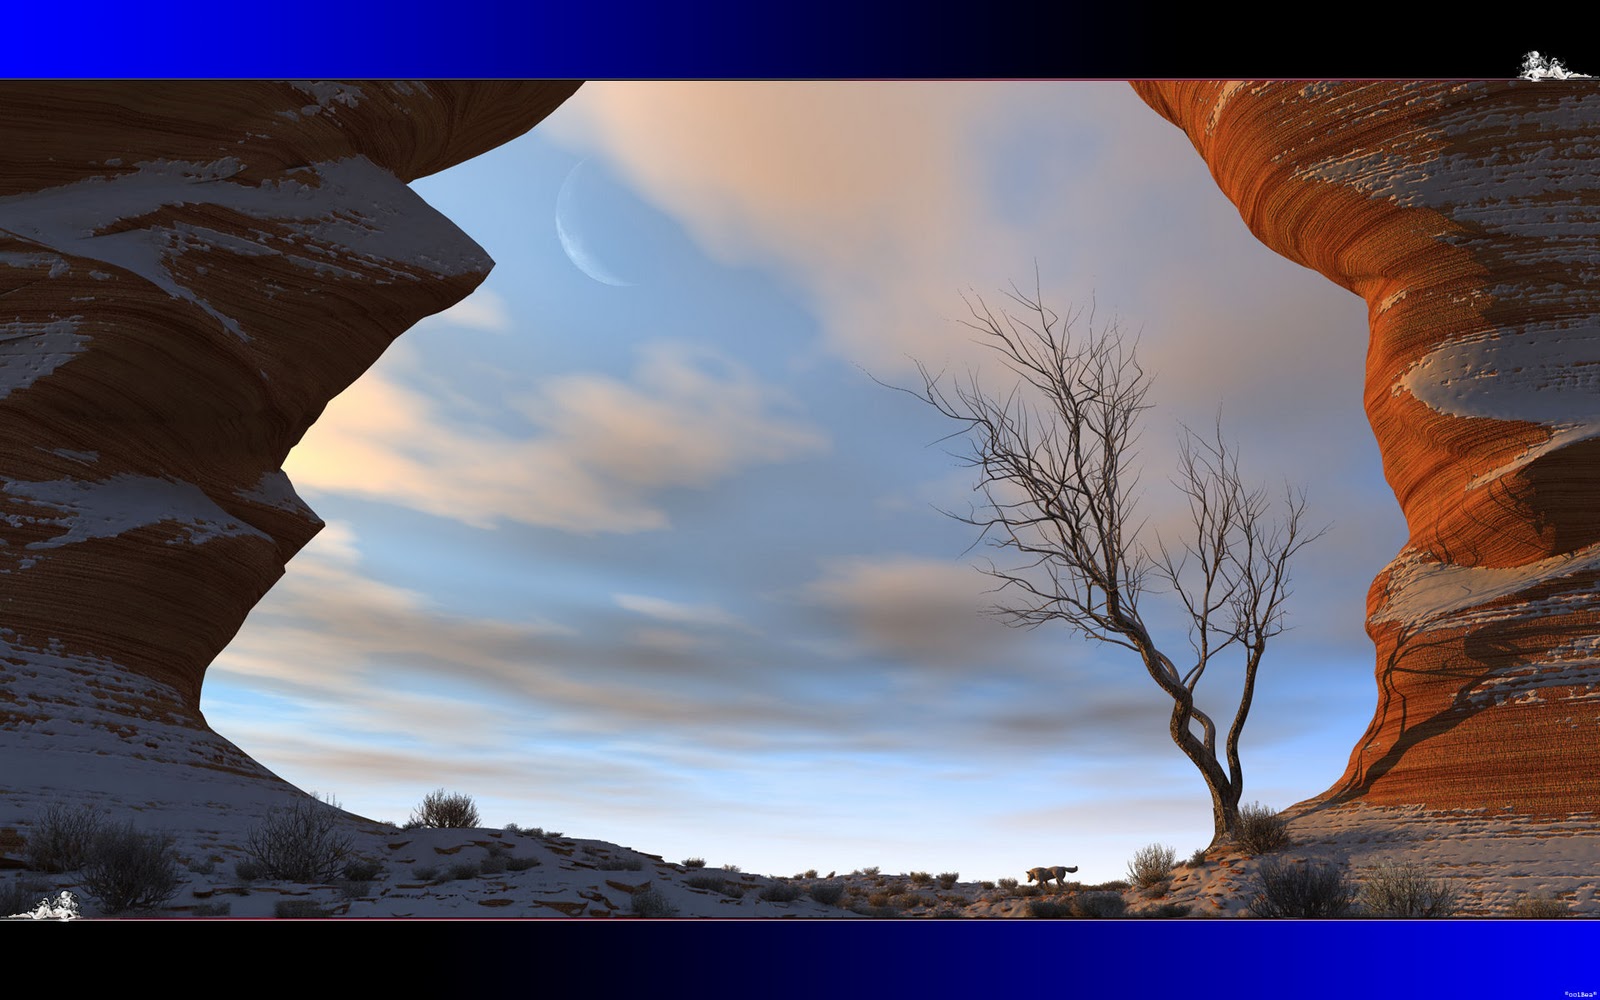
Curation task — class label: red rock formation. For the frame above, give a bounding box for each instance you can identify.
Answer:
[1133,81,1600,816]
[0,82,580,807]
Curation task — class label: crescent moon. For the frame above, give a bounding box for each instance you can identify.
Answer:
[555,160,634,288]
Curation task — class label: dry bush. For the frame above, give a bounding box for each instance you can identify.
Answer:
[1027,898,1073,918]
[1357,861,1459,918]
[809,882,845,906]
[24,803,104,872]
[1127,843,1177,889]
[631,888,677,917]
[997,877,1019,890]
[1070,891,1128,918]
[80,822,182,914]
[937,871,960,889]
[909,871,933,886]
[1235,802,1291,855]
[682,857,707,869]
[243,799,353,882]
[409,789,480,829]
[1247,858,1355,918]
[758,882,801,902]
[1509,894,1569,919]
[2,878,52,916]
[274,899,333,918]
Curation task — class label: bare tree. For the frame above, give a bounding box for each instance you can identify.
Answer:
[899,276,1323,847]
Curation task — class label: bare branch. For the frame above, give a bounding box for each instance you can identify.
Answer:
[885,277,1323,848]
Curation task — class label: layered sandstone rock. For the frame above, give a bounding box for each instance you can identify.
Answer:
[1133,81,1600,816]
[0,82,580,810]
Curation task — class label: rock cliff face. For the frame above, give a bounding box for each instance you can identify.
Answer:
[1133,81,1600,816]
[0,82,580,810]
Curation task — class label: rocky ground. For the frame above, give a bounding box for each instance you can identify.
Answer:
[3,797,1595,919]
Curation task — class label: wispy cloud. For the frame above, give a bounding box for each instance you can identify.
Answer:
[285,341,828,534]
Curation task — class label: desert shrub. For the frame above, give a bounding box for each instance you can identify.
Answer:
[909,870,933,886]
[190,901,231,917]
[337,880,371,899]
[481,853,508,876]
[599,859,644,871]
[503,822,521,833]
[234,859,266,881]
[897,893,934,909]
[631,888,677,917]
[1357,861,1459,917]
[1509,894,1569,919]
[412,864,440,881]
[1142,902,1192,918]
[1026,898,1073,918]
[937,871,960,889]
[686,875,726,891]
[409,789,480,829]
[274,899,333,918]
[1235,802,1291,855]
[80,822,182,915]
[1186,847,1209,867]
[979,881,995,890]
[186,856,216,876]
[1070,891,1128,918]
[682,857,707,869]
[1127,843,1178,889]
[867,890,892,907]
[242,798,353,882]
[997,877,1019,890]
[1014,884,1041,898]
[759,882,802,902]
[1247,858,1355,918]
[342,856,384,881]
[809,883,845,906]
[859,866,880,876]
[2,878,52,916]
[25,802,104,872]
[448,861,480,880]
[506,856,540,872]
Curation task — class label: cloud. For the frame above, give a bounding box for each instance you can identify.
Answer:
[284,341,827,534]
[613,593,750,632]
[798,554,1024,666]
[414,286,512,333]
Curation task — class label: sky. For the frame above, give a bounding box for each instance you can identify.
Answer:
[199,82,1406,884]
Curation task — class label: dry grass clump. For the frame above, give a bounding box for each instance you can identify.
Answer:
[1070,891,1127,918]
[1127,843,1177,889]
[1234,802,1291,855]
[1247,858,1355,918]
[758,882,801,902]
[1357,860,1459,917]
[630,887,677,917]
[1508,894,1569,919]
[937,871,960,889]
[809,882,846,906]
[681,857,707,869]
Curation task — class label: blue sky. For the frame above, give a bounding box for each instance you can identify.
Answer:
[200,82,1406,883]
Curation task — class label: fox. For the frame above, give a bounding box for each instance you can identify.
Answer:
[1026,865,1078,889]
